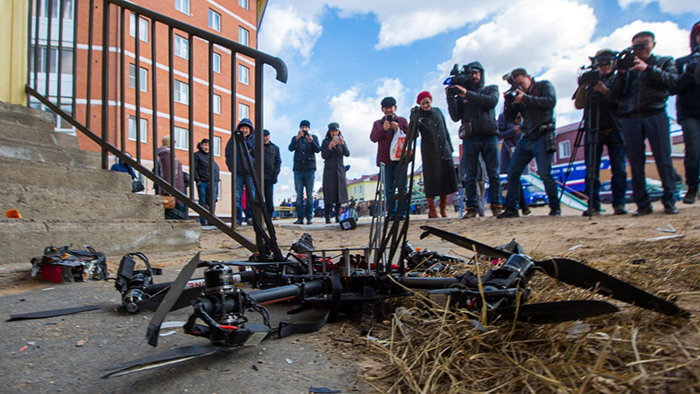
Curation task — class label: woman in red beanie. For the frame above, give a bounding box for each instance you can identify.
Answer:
[414,91,458,218]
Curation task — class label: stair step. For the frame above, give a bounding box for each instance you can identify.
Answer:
[0,101,56,130]
[0,157,132,192]
[0,137,101,168]
[0,219,201,264]
[0,118,80,150]
[0,182,165,221]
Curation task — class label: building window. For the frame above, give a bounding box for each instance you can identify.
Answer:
[213,52,221,73]
[175,0,190,15]
[238,103,249,120]
[559,140,571,159]
[129,14,149,42]
[213,94,221,115]
[128,64,148,92]
[174,35,189,59]
[239,27,249,46]
[128,116,148,143]
[238,0,249,10]
[37,0,75,19]
[359,185,363,193]
[238,64,249,85]
[209,9,221,31]
[174,80,189,104]
[174,126,189,150]
[213,136,222,157]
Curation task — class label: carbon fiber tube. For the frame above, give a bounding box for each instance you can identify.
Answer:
[248,280,325,304]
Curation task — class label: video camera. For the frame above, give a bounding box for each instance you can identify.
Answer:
[444,63,479,96]
[615,42,646,70]
[502,73,518,105]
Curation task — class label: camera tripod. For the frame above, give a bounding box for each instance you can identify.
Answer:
[560,87,603,218]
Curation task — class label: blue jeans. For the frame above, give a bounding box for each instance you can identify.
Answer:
[506,135,560,210]
[462,135,501,208]
[621,112,678,209]
[682,118,700,188]
[196,181,218,225]
[382,162,407,217]
[584,130,627,209]
[235,174,254,224]
[294,170,315,220]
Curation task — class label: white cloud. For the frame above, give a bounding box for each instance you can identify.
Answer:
[618,0,700,14]
[258,4,323,63]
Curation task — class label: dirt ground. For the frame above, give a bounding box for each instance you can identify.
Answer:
[1,201,699,393]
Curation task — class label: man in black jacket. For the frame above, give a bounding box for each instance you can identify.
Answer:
[225,118,256,226]
[262,129,282,216]
[498,68,560,218]
[289,120,320,224]
[673,22,700,204]
[446,61,501,217]
[193,138,221,226]
[610,31,679,216]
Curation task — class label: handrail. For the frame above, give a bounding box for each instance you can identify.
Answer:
[25,0,288,255]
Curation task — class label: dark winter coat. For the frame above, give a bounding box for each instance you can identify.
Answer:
[321,135,350,204]
[505,79,557,139]
[446,61,499,138]
[110,158,136,179]
[156,145,185,194]
[193,144,220,183]
[497,113,524,175]
[263,141,282,182]
[672,21,700,122]
[370,115,409,165]
[288,133,321,172]
[415,106,458,198]
[225,119,256,175]
[610,54,678,117]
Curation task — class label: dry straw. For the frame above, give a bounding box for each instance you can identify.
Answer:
[362,239,700,393]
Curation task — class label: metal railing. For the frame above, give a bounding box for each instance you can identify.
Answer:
[26,0,287,253]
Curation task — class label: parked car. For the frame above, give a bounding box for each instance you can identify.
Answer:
[599,179,681,204]
[485,178,549,207]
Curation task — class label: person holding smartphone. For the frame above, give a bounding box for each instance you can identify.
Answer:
[321,122,350,223]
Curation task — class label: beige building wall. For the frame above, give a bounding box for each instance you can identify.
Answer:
[0,0,28,105]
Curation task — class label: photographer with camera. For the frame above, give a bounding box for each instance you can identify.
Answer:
[370,96,409,219]
[609,31,679,216]
[573,49,627,216]
[672,21,700,204]
[289,119,321,224]
[445,61,501,218]
[497,68,560,218]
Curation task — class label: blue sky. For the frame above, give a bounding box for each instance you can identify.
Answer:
[257,0,698,203]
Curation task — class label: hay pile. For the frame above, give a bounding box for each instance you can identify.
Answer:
[362,239,700,393]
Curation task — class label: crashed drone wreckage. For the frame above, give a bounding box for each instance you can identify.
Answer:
[99,111,689,378]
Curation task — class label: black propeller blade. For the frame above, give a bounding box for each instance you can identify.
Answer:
[146,253,201,347]
[493,300,619,324]
[420,226,690,318]
[101,345,220,379]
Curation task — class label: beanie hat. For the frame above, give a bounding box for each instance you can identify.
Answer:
[327,122,340,131]
[380,96,397,108]
[416,91,432,104]
[300,119,311,128]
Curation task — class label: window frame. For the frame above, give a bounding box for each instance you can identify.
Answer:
[174,80,189,104]
[128,64,148,92]
[238,0,249,10]
[213,94,221,115]
[238,64,249,85]
[558,140,571,159]
[213,136,222,157]
[238,103,250,120]
[174,35,189,59]
[129,13,149,43]
[208,9,221,32]
[238,27,249,46]
[174,126,189,151]
[175,0,190,15]
[212,52,221,73]
[128,116,148,143]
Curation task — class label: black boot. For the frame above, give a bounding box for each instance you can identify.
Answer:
[683,186,698,204]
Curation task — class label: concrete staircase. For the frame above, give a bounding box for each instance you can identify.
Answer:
[0,101,200,265]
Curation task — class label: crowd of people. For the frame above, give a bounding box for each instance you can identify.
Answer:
[122,23,699,226]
